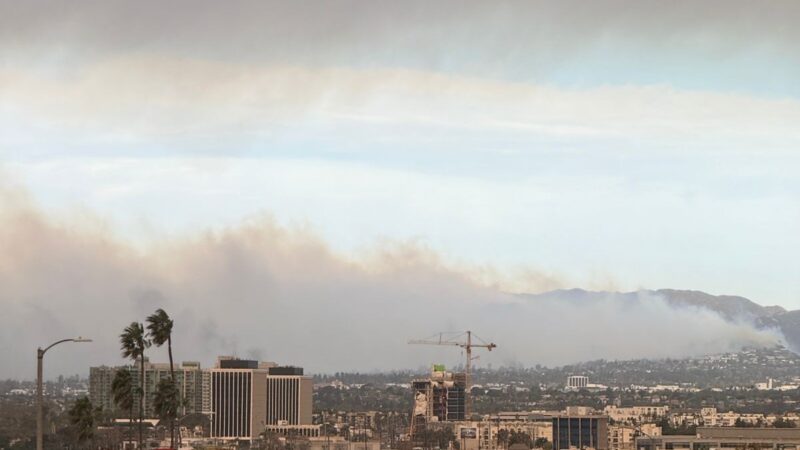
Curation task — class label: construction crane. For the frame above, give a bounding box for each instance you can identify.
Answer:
[408,330,496,418]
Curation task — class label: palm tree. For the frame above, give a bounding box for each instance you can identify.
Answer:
[153,378,180,442]
[120,322,150,448]
[146,309,175,376]
[112,369,135,446]
[147,308,177,448]
[69,396,96,448]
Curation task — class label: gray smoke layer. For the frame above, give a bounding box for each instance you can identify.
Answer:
[2,1,798,67]
[0,185,783,379]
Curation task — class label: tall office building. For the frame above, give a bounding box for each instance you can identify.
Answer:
[552,415,608,450]
[265,366,313,425]
[210,359,268,440]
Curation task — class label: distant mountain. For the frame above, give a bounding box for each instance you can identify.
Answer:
[520,288,799,352]
[654,289,785,321]
[771,310,800,352]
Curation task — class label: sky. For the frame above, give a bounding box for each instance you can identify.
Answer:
[1,1,799,378]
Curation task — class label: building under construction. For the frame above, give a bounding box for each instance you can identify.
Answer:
[410,365,467,442]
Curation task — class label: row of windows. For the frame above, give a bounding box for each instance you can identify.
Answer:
[554,418,602,450]
[267,378,300,425]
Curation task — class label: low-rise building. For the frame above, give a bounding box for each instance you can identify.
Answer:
[637,427,800,450]
[604,406,669,424]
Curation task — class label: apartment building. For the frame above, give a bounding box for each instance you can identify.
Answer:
[89,359,206,417]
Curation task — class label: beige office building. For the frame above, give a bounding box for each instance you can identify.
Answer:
[265,367,313,425]
[209,361,313,440]
[210,359,269,440]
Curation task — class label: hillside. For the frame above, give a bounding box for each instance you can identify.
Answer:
[521,289,799,351]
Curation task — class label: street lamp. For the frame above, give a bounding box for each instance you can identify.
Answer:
[37,336,92,450]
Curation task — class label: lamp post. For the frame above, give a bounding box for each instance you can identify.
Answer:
[37,336,92,450]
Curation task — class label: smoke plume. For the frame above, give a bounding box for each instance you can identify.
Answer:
[0,182,784,380]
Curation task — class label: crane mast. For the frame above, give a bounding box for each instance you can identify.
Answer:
[408,330,497,418]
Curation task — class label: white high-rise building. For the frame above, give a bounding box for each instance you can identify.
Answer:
[567,375,589,389]
[89,360,207,418]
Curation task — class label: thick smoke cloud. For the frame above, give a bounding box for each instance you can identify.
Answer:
[0,183,783,380]
[2,1,799,72]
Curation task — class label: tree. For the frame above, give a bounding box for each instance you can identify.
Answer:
[112,369,135,446]
[416,428,455,450]
[497,429,510,449]
[147,308,177,449]
[509,431,532,448]
[774,417,796,428]
[437,428,457,449]
[261,427,283,450]
[120,322,151,448]
[153,378,179,420]
[69,396,96,448]
[534,438,550,450]
[734,418,756,428]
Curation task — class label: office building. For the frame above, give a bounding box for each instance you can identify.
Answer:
[265,366,313,425]
[567,376,589,389]
[552,415,608,450]
[636,427,800,450]
[209,359,312,440]
[210,359,268,440]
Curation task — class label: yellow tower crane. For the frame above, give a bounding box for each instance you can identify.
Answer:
[408,330,497,418]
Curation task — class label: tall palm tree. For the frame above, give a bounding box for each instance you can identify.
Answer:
[153,377,180,443]
[68,396,96,449]
[112,369,135,446]
[147,308,177,448]
[146,309,175,376]
[120,322,150,448]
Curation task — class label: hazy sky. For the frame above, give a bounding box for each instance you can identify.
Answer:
[1,1,799,378]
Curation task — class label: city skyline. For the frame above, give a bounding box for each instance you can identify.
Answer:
[2,1,800,379]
